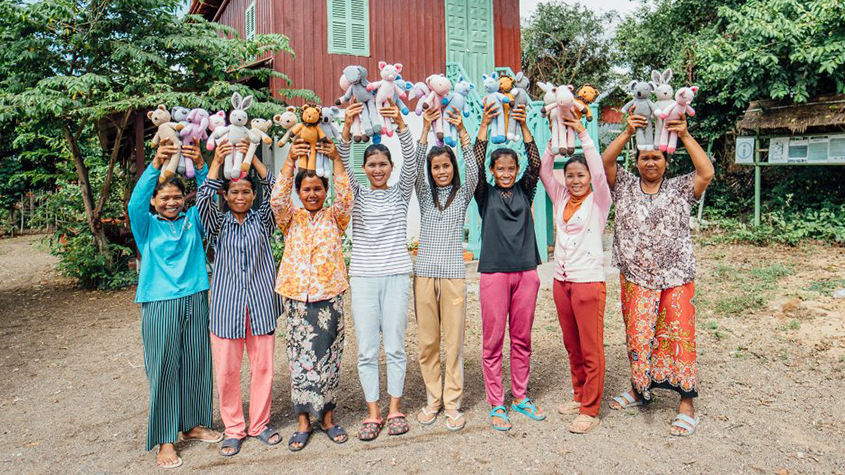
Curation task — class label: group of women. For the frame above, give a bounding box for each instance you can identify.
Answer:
[129,97,713,468]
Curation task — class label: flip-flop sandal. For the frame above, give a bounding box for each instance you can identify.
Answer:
[387,413,410,436]
[417,406,441,425]
[511,398,547,421]
[158,456,183,469]
[255,427,281,446]
[611,392,643,410]
[569,414,600,434]
[287,431,312,452]
[219,438,244,457]
[558,401,582,415]
[489,405,511,431]
[181,430,224,443]
[444,411,466,432]
[322,425,348,444]
[671,413,700,437]
[357,418,383,441]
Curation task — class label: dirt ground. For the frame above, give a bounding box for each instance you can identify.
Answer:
[1,234,844,474]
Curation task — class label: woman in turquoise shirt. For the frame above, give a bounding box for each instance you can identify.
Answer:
[128,137,230,468]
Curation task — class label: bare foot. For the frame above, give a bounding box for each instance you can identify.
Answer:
[182,426,222,442]
[156,443,181,468]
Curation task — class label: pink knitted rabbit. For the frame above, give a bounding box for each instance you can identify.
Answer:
[366,61,406,137]
[658,86,698,154]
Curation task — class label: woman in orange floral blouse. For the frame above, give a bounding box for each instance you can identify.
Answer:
[270,138,353,451]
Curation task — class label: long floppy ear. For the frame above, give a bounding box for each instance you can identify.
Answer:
[240,95,253,110]
[663,69,673,83]
[186,109,196,121]
[652,70,662,84]
[231,92,242,109]
[394,63,403,73]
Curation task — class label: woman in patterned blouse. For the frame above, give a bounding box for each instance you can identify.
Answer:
[601,113,714,437]
[270,138,354,451]
[412,106,477,431]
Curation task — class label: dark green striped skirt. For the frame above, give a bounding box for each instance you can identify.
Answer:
[141,290,214,450]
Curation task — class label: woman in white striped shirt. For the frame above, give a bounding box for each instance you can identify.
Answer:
[338,100,416,441]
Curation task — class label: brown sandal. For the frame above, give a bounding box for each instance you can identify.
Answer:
[569,414,600,434]
[387,413,409,436]
[357,418,383,441]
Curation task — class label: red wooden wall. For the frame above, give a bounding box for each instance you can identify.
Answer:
[206,0,521,106]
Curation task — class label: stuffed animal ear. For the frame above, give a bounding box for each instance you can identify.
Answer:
[394,63,403,73]
[491,72,498,80]
[566,85,575,91]
[378,61,387,70]
[157,104,167,111]
[286,106,296,113]
[217,110,226,117]
[231,92,242,110]
[663,69,673,83]
[515,72,524,81]
[627,80,638,92]
[240,95,253,110]
[469,83,476,90]
[691,86,699,93]
[482,74,489,81]
[273,114,283,123]
[147,111,154,120]
[331,106,340,115]
[651,70,662,84]
[648,82,657,91]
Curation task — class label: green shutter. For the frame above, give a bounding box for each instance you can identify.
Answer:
[351,142,369,186]
[245,2,256,40]
[327,0,369,56]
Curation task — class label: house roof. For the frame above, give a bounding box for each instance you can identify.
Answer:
[189,0,227,22]
[736,94,845,135]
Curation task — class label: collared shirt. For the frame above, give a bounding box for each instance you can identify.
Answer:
[128,164,209,303]
[197,175,281,339]
[270,171,354,302]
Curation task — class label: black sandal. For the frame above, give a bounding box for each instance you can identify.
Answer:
[287,431,312,452]
[322,424,348,444]
[255,426,282,446]
[220,437,244,457]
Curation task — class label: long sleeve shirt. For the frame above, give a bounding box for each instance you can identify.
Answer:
[128,163,209,303]
[270,170,354,302]
[472,139,542,273]
[413,138,478,279]
[540,131,612,283]
[339,128,417,277]
[196,174,281,338]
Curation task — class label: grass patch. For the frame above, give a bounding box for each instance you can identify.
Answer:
[805,278,845,296]
[709,263,794,317]
[716,294,767,317]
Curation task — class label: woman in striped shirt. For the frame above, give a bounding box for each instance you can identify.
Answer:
[128,138,222,469]
[413,107,477,432]
[339,101,416,441]
[197,139,283,456]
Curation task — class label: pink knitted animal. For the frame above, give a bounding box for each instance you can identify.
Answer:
[179,108,209,178]
[658,86,698,154]
[366,61,406,137]
[543,84,581,156]
[206,111,227,151]
[410,81,431,116]
[421,74,452,140]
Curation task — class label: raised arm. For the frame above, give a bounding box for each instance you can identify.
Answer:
[339,103,363,196]
[270,141,307,234]
[513,105,540,200]
[196,140,230,240]
[322,141,354,233]
[602,114,645,190]
[538,139,565,205]
[416,107,439,194]
[444,109,477,196]
[565,117,611,212]
[473,101,498,206]
[669,116,713,199]
[381,102,416,202]
[128,138,176,246]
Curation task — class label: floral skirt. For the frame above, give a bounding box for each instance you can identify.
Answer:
[283,294,345,418]
[620,275,698,400]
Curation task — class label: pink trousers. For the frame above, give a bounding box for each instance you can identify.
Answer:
[210,313,275,439]
[480,270,541,406]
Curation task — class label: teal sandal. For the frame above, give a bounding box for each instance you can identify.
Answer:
[489,405,511,431]
[511,398,546,421]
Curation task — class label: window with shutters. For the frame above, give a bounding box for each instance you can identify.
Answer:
[351,142,369,185]
[245,2,256,40]
[327,0,370,56]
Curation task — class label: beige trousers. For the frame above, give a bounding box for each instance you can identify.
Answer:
[414,277,467,410]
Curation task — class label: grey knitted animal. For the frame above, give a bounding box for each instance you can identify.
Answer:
[621,80,658,151]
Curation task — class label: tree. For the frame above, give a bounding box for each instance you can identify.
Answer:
[0,0,312,271]
[521,1,621,95]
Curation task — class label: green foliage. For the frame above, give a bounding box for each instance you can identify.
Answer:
[805,278,845,296]
[711,262,793,317]
[521,1,621,94]
[49,231,137,289]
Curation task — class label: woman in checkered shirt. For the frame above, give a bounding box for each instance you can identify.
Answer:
[412,107,477,432]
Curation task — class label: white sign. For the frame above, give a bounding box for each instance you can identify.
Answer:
[829,135,845,162]
[735,136,755,164]
[788,137,808,162]
[808,136,829,162]
[768,137,789,163]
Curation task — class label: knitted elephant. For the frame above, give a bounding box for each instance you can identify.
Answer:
[506,72,531,142]
[443,77,474,147]
[211,92,258,180]
[620,80,658,151]
[273,106,299,148]
[651,68,674,142]
[336,65,378,138]
[148,105,183,183]
[481,72,510,144]
[658,86,697,154]
[179,108,209,179]
[242,117,273,176]
[316,106,342,177]
[366,61,406,137]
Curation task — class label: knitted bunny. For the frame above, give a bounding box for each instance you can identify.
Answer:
[506,72,531,142]
[443,77,474,147]
[481,72,510,144]
[621,80,658,151]
[211,92,257,180]
[544,84,582,156]
[422,74,452,141]
[148,105,184,183]
[171,107,191,176]
[336,65,378,138]
[315,106,342,177]
[206,111,226,151]
[179,108,209,179]
[242,118,273,175]
[410,81,431,116]
[651,69,674,141]
[394,76,413,115]
[273,106,299,147]
[367,61,406,137]
[658,86,698,154]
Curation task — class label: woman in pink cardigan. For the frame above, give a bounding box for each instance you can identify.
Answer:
[539,116,611,434]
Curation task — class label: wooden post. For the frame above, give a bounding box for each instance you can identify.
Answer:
[134,110,146,180]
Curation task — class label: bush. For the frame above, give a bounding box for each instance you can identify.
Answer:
[707,204,845,246]
[49,231,137,290]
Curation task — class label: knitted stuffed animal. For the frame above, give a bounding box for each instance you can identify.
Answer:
[422,74,452,141]
[178,108,209,179]
[498,74,516,141]
[148,105,184,183]
[211,92,256,180]
[289,104,327,173]
[621,80,658,151]
[658,86,697,154]
[336,65,378,139]
[544,84,581,156]
[171,107,191,176]
[316,106,342,177]
[574,84,598,122]
[442,77,474,147]
[206,111,226,151]
[242,118,273,176]
[394,76,413,115]
[651,69,674,140]
[273,106,299,148]
[410,81,431,116]
[366,61,406,137]
[507,72,531,142]
[481,72,511,144]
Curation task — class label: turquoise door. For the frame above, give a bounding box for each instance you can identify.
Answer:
[445,0,494,83]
